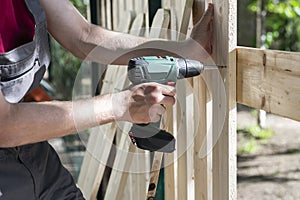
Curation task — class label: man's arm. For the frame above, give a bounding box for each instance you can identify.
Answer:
[0,84,175,147]
[39,0,214,65]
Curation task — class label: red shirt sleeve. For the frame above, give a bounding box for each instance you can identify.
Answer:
[0,0,35,53]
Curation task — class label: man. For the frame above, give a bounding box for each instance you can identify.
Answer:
[0,0,214,199]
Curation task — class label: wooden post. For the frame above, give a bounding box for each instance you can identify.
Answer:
[210,0,237,199]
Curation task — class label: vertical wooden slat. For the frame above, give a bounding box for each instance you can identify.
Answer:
[192,1,210,200]
[112,0,119,30]
[176,81,188,200]
[100,0,106,27]
[163,105,176,200]
[177,0,194,41]
[211,0,237,199]
[149,8,170,39]
[105,0,112,29]
[172,1,194,200]
[163,3,177,200]
[194,76,209,200]
[146,7,171,200]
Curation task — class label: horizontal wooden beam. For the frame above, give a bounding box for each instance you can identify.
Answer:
[236,46,300,122]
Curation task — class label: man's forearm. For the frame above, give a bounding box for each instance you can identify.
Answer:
[79,24,189,65]
[0,94,115,147]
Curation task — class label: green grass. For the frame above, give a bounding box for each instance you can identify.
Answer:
[237,125,275,154]
[238,125,274,140]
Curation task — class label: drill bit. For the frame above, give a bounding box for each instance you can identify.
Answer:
[204,65,226,70]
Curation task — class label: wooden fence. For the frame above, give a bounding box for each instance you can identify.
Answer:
[76,0,300,200]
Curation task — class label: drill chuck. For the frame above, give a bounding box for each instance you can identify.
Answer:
[176,58,204,79]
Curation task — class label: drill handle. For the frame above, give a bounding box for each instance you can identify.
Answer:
[129,119,176,153]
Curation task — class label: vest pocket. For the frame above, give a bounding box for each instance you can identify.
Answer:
[0,60,39,103]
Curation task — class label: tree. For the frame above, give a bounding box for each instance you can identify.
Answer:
[249,0,300,51]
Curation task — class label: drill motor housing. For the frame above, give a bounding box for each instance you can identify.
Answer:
[128,56,204,85]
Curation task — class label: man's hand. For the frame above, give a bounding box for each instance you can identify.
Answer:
[185,3,214,61]
[112,83,176,124]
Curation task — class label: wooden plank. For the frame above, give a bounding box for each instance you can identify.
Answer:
[191,2,211,200]
[106,0,112,30]
[186,89,195,200]
[169,2,178,41]
[163,105,176,200]
[129,13,145,36]
[100,0,107,27]
[228,49,237,200]
[162,0,171,9]
[149,8,170,38]
[163,4,177,200]
[210,0,237,200]
[171,1,194,200]
[116,11,133,33]
[103,123,135,200]
[146,7,171,200]
[194,76,209,200]
[112,0,119,30]
[177,0,194,41]
[236,47,300,122]
[202,66,227,200]
[129,149,150,200]
[176,81,188,200]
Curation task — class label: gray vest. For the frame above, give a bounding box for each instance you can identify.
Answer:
[0,0,51,103]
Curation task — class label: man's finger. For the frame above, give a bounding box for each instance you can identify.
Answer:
[161,85,176,97]
[160,95,176,106]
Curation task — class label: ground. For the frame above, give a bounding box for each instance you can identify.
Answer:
[237,110,300,200]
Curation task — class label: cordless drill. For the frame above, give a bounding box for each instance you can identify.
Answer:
[127,56,216,153]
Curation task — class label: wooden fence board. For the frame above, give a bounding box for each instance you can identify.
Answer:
[210,0,237,200]
[236,47,300,122]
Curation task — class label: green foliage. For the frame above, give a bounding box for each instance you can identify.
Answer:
[238,138,259,154]
[248,0,300,51]
[238,125,274,154]
[247,125,274,139]
[70,0,87,15]
[49,39,81,100]
[239,125,274,140]
[49,0,87,100]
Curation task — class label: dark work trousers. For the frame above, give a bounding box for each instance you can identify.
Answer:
[0,142,85,200]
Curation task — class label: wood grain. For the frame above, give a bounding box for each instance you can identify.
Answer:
[237,47,300,122]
